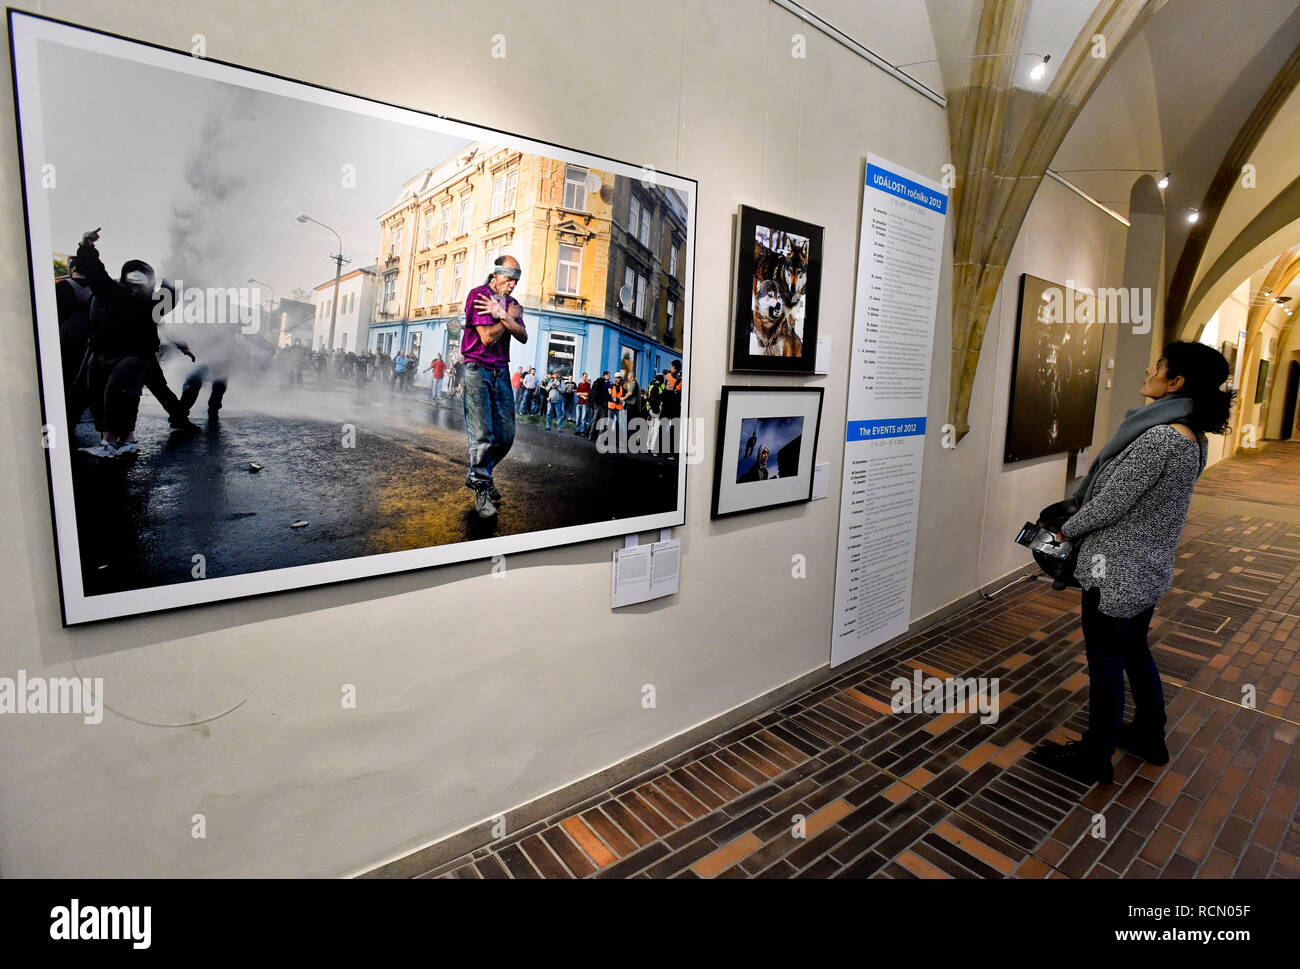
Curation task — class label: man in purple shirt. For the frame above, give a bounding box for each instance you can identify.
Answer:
[461,255,529,517]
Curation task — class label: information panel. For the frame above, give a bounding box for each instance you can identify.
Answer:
[831,154,947,666]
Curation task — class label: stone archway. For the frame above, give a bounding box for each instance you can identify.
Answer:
[1108,174,1165,438]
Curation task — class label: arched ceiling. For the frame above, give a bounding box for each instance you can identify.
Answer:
[787,0,1300,438]
[1052,0,1300,304]
[1189,74,1300,303]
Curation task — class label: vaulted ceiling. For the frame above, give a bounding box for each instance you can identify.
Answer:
[1050,0,1300,334]
[791,0,1300,438]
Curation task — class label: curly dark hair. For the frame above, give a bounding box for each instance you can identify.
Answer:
[1161,340,1235,435]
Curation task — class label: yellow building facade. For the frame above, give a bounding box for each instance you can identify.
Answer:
[369,140,687,384]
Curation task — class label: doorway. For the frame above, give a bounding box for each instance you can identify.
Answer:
[1281,360,1299,441]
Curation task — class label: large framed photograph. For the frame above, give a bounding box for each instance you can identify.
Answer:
[1255,359,1270,404]
[1004,273,1104,463]
[730,206,823,373]
[711,387,823,519]
[10,11,695,624]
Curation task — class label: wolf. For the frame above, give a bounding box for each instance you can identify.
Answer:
[751,240,804,357]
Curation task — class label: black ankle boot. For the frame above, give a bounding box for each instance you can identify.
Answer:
[1034,741,1114,785]
[1117,722,1169,765]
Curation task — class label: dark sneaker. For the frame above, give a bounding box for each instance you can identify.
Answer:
[1034,741,1113,785]
[473,488,497,519]
[169,418,201,435]
[1117,723,1170,765]
[488,485,503,505]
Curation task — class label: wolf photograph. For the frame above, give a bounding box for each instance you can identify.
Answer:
[11,13,695,623]
[730,206,822,374]
[751,226,808,358]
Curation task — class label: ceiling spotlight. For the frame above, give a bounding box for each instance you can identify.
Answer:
[1157,172,1170,190]
[1029,54,1050,82]
[1187,209,1200,224]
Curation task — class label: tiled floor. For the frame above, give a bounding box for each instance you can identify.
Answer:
[416,442,1300,879]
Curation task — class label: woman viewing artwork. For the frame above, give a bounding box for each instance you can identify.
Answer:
[1035,341,1234,785]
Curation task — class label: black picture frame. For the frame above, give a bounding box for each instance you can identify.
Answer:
[9,9,698,625]
[1004,273,1105,463]
[1256,359,1269,403]
[711,385,824,519]
[729,205,823,374]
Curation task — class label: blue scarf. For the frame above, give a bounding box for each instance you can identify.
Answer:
[1073,395,1194,504]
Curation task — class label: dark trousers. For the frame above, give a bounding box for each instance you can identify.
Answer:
[87,353,153,439]
[179,365,228,415]
[63,342,91,433]
[1081,586,1163,759]
[143,360,185,423]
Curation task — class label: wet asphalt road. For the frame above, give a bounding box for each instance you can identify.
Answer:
[70,376,677,595]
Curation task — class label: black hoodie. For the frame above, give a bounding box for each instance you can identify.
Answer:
[76,240,175,357]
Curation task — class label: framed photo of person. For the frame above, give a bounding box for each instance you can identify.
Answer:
[730,205,823,374]
[9,9,697,625]
[711,386,824,519]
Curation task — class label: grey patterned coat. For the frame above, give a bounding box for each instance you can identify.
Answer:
[1061,424,1208,618]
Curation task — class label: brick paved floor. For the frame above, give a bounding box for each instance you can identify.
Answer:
[416,443,1300,879]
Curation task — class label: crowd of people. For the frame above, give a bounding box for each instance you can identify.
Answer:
[268,338,685,458]
[271,342,468,398]
[56,227,684,473]
[510,359,683,455]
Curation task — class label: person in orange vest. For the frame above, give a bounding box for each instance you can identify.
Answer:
[662,360,682,458]
[607,372,627,445]
[664,360,682,396]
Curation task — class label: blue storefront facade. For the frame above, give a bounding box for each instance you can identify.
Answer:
[369,310,679,390]
[514,311,680,387]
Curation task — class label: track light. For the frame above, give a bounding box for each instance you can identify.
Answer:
[1187,209,1200,224]
[1157,172,1170,190]
[1029,54,1050,82]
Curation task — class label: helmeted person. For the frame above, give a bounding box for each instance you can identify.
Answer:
[74,228,190,457]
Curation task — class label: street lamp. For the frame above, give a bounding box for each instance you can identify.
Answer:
[248,277,279,344]
[246,277,277,311]
[297,214,350,351]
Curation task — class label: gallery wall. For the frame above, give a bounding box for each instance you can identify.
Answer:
[0,0,1128,877]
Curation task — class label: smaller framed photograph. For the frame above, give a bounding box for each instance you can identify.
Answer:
[711,386,825,519]
[730,205,824,373]
[1221,341,1238,381]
